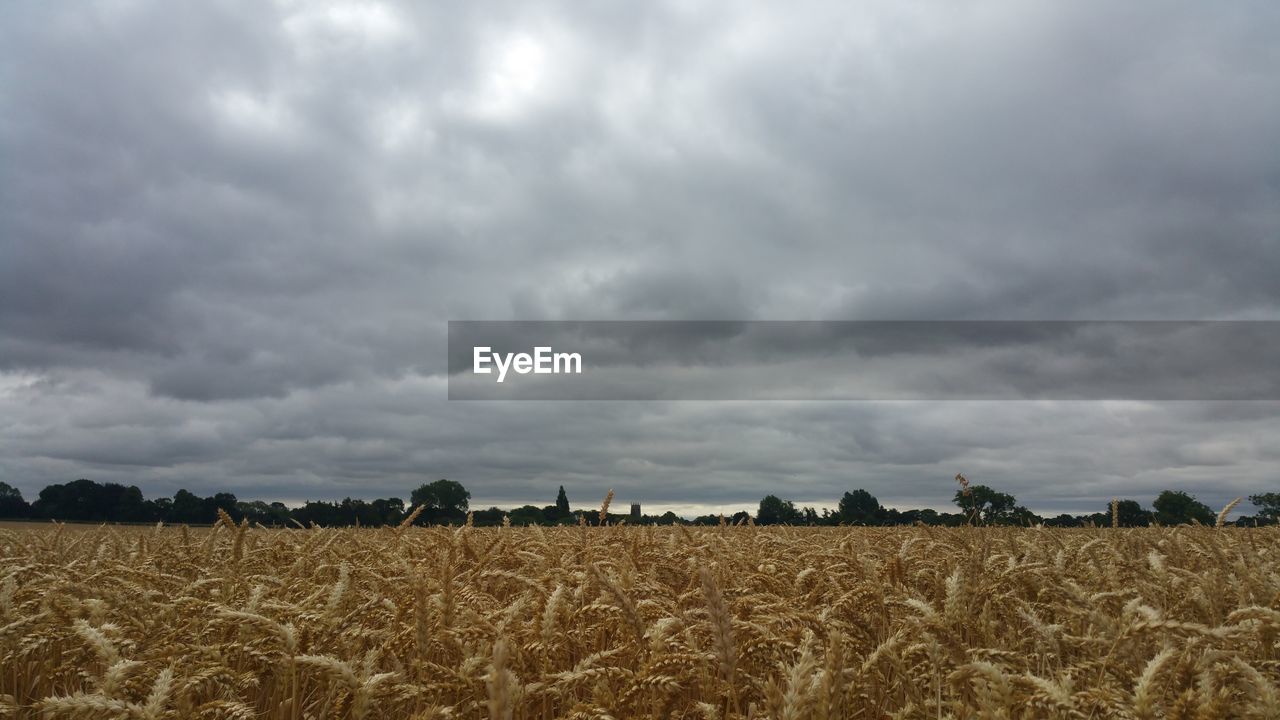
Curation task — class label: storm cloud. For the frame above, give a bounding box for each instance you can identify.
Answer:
[1,0,1278,517]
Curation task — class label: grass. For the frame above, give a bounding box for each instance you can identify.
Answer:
[0,521,1277,718]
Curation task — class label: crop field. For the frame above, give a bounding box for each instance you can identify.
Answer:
[1,521,1278,719]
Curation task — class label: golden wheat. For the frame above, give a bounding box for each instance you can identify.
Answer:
[0,522,1277,718]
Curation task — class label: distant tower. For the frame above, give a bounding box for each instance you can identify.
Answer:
[630,503,641,521]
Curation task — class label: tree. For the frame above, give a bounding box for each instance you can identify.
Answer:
[1009,506,1041,526]
[238,500,291,526]
[291,500,341,527]
[209,493,240,523]
[1045,513,1080,528]
[115,484,154,522]
[1112,499,1152,527]
[555,485,570,516]
[1248,493,1280,525]
[370,497,406,526]
[1153,490,1213,526]
[894,508,939,526]
[756,495,801,525]
[839,489,881,525]
[170,489,207,523]
[507,505,544,526]
[952,484,1017,525]
[0,482,30,518]
[410,479,470,524]
[31,479,158,522]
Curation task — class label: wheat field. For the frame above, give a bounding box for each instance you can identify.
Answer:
[1,520,1278,719]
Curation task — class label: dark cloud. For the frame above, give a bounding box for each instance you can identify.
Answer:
[1,0,1278,517]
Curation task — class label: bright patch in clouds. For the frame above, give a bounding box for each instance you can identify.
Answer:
[280,0,407,49]
[209,88,294,136]
[374,99,432,152]
[0,372,43,397]
[457,33,552,121]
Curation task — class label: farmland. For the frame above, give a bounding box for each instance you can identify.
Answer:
[1,522,1278,718]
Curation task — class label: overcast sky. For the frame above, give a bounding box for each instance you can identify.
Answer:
[1,0,1278,518]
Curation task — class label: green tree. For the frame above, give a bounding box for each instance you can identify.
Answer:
[32,479,158,523]
[1045,513,1080,528]
[242,500,293,525]
[470,507,505,526]
[1009,506,1042,526]
[507,505,544,526]
[838,489,881,525]
[1112,499,1153,527]
[0,482,30,518]
[756,495,801,525]
[410,479,471,524]
[952,484,1017,525]
[555,485,570,516]
[656,511,683,525]
[1153,490,1214,525]
[370,497,406,525]
[209,492,240,522]
[897,508,940,526]
[1248,493,1280,525]
[170,489,207,523]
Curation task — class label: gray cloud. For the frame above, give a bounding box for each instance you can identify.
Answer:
[1,0,1278,517]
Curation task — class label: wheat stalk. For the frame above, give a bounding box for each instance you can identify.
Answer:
[599,489,614,526]
[1217,497,1242,528]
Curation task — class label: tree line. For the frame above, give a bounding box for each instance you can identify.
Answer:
[0,479,684,527]
[0,477,1275,527]
[745,485,1280,527]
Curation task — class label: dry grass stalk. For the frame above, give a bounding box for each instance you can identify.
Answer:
[1217,497,1243,528]
[486,637,518,720]
[599,489,614,526]
[398,504,425,530]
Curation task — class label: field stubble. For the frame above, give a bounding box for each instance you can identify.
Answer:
[1,521,1278,719]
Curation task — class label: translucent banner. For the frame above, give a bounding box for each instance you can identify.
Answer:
[447,321,1280,400]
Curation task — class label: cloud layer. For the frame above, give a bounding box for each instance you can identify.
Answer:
[2,0,1278,516]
